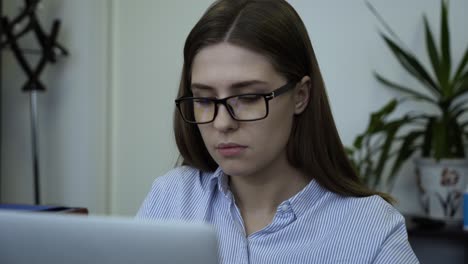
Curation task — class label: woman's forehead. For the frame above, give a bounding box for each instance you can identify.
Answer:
[191,43,281,86]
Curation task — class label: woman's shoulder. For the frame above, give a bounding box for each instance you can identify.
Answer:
[318,190,403,222]
[349,194,400,211]
[338,194,405,226]
[136,166,213,219]
[152,165,202,188]
[331,194,407,243]
[145,165,217,198]
[311,194,412,261]
[337,195,418,263]
[314,192,405,236]
[357,195,403,219]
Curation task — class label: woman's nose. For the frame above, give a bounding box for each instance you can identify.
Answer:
[212,104,238,132]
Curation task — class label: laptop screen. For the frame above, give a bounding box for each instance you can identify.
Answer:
[0,211,219,264]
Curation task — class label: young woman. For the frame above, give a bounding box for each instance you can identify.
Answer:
[137,0,419,263]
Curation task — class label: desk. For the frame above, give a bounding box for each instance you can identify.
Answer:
[406,217,467,264]
[0,204,88,214]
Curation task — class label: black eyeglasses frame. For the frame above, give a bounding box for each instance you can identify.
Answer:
[175,82,297,124]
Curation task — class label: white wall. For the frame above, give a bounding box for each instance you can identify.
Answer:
[2,0,468,216]
[110,0,214,215]
[1,0,110,214]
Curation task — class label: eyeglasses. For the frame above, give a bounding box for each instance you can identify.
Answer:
[175,82,296,124]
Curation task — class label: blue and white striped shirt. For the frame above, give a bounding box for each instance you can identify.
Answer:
[137,166,419,264]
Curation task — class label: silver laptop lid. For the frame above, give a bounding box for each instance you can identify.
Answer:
[0,210,219,264]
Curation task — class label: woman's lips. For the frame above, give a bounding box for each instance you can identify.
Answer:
[216,143,247,157]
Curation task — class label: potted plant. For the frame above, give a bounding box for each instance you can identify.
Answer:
[345,99,410,193]
[347,0,468,221]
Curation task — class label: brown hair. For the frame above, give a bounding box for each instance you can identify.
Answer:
[174,0,393,203]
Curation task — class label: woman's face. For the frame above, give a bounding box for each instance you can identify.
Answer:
[190,43,305,178]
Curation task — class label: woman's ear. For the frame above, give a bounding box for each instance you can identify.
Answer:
[294,76,311,114]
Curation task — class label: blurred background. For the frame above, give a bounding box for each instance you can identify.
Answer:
[1,0,468,217]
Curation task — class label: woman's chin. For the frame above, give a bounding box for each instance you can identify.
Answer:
[218,162,255,178]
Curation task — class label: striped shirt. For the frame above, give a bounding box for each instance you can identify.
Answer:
[137,166,419,264]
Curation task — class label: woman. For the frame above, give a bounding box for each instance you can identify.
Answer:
[137,0,419,263]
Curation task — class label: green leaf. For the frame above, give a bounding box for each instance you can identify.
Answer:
[387,130,424,187]
[367,99,398,134]
[365,1,405,46]
[450,72,468,99]
[374,73,438,104]
[373,119,409,188]
[461,120,468,129]
[453,106,468,118]
[381,34,440,96]
[449,100,466,113]
[362,136,375,186]
[363,156,374,187]
[353,135,364,149]
[344,147,354,156]
[422,117,435,157]
[454,71,468,91]
[373,99,398,119]
[424,16,442,87]
[432,118,448,159]
[448,117,465,157]
[440,0,451,88]
[453,44,468,83]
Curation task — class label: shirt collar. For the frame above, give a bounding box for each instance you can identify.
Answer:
[286,179,328,218]
[207,167,231,198]
[206,167,329,217]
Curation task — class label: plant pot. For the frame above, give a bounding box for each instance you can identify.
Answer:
[414,158,468,221]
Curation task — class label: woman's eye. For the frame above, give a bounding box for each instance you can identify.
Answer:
[194,98,213,106]
[238,95,262,103]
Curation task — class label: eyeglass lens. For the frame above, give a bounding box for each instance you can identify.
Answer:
[180,94,267,123]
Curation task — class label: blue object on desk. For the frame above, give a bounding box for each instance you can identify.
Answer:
[0,204,67,212]
[464,190,468,230]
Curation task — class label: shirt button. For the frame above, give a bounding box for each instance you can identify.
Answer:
[279,204,289,212]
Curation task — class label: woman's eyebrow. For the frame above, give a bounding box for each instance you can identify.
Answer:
[191,83,213,91]
[191,80,268,91]
[230,80,268,89]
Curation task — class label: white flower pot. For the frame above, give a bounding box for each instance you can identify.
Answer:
[414,158,468,221]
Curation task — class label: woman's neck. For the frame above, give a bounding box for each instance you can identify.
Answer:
[228,157,311,215]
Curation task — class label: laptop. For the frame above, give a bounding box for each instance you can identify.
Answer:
[0,210,219,264]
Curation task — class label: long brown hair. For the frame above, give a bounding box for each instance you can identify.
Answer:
[174,0,393,203]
